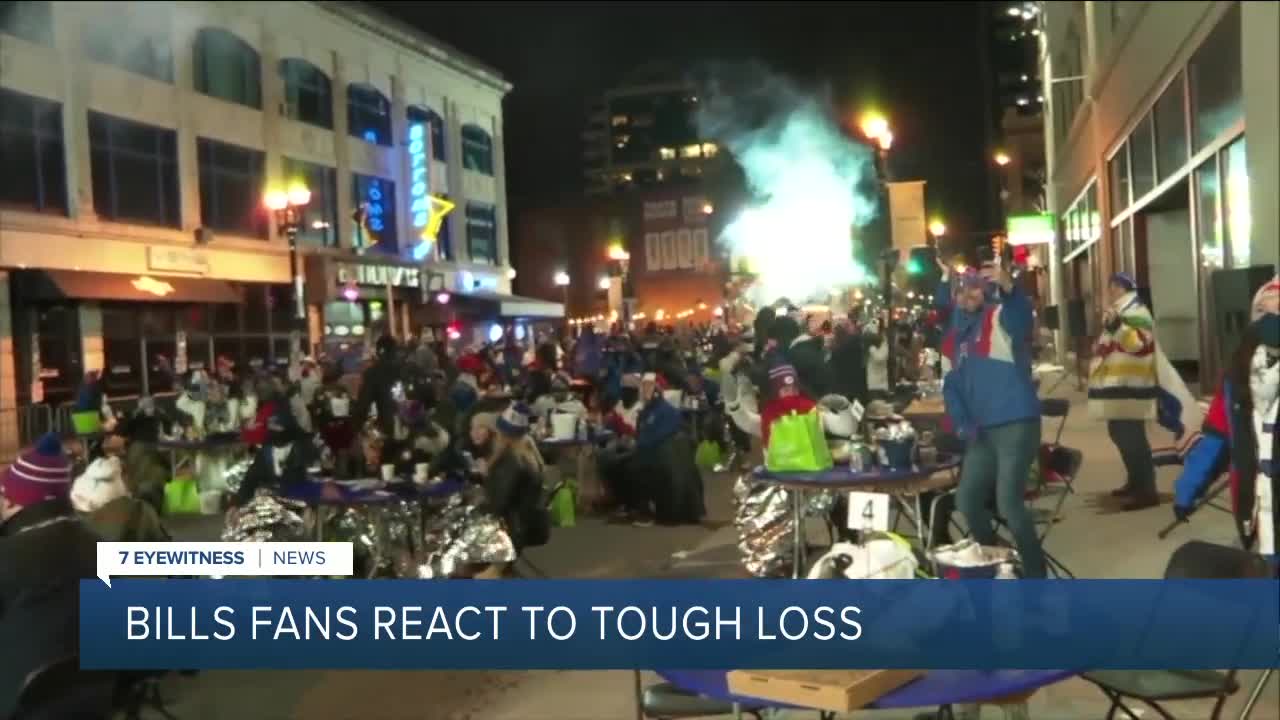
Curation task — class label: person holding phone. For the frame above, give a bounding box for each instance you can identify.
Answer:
[935,262,1045,578]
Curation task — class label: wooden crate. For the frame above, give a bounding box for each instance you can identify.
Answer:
[727,669,923,713]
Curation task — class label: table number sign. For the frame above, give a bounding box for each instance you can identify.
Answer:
[846,491,890,532]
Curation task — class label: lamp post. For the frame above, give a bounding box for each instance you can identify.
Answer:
[607,243,632,326]
[553,270,571,330]
[264,184,311,327]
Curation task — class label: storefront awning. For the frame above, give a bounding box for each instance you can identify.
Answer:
[18,270,242,304]
[460,291,564,319]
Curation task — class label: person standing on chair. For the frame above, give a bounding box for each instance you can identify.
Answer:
[937,265,1046,578]
[1089,273,1160,511]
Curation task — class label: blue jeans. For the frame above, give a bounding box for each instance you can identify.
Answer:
[955,419,1047,579]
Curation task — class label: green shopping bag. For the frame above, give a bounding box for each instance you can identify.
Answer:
[163,476,201,515]
[549,482,577,528]
[765,409,833,472]
[695,439,723,470]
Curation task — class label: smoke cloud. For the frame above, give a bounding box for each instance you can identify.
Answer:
[695,64,879,305]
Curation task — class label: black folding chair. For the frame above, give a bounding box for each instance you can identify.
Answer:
[13,655,115,720]
[1082,541,1272,720]
[1040,397,1070,446]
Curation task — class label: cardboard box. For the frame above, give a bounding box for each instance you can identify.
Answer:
[727,669,923,712]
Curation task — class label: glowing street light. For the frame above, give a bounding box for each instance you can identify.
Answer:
[598,277,612,291]
[929,219,947,237]
[263,183,311,323]
[701,202,715,215]
[606,243,630,261]
[859,111,890,142]
[553,271,570,287]
[994,150,1012,167]
[876,131,893,151]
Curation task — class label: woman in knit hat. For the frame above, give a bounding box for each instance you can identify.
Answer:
[479,404,549,556]
[1089,272,1161,509]
[1175,275,1280,566]
[0,433,98,718]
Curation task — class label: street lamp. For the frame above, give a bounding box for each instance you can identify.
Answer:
[859,111,889,142]
[598,277,612,291]
[994,150,1012,167]
[264,183,311,324]
[553,270,571,321]
[606,243,633,325]
[928,219,947,238]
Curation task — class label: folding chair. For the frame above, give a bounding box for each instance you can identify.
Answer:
[1082,541,1273,720]
[1040,398,1070,446]
[1029,445,1079,578]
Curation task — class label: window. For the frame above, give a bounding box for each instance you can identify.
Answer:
[102,306,142,397]
[1153,73,1188,182]
[1062,180,1100,258]
[281,157,337,247]
[84,20,173,82]
[279,58,331,129]
[0,87,65,213]
[347,84,391,146]
[197,138,266,238]
[658,147,676,160]
[1189,3,1242,152]
[1129,112,1156,201]
[352,173,397,254]
[406,105,445,161]
[701,142,718,158]
[1109,142,1130,214]
[1051,21,1085,146]
[680,144,702,158]
[89,112,180,226]
[0,0,51,44]
[193,28,261,109]
[461,124,493,175]
[436,210,454,261]
[1223,137,1250,268]
[1194,158,1223,270]
[466,203,497,265]
[610,115,629,127]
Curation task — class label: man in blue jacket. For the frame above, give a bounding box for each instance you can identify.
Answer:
[936,265,1045,578]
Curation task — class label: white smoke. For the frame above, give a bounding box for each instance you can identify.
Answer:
[696,65,879,305]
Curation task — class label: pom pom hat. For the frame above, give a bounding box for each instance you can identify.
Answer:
[2,433,72,507]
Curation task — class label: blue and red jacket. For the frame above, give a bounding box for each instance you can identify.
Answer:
[935,280,1040,438]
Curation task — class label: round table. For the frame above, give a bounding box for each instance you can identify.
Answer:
[751,458,961,578]
[656,668,1073,716]
[281,477,466,541]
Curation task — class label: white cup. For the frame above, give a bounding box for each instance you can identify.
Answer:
[380,464,396,482]
[413,463,429,484]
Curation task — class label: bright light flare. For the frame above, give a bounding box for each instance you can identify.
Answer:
[929,220,947,237]
[876,131,893,151]
[263,190,288,211]
[553,271,570,287]
[287,184,311,207]
[859,112,889,141]
[606,244,630,261]
[994,151,1012,167]
[598,277,612,290]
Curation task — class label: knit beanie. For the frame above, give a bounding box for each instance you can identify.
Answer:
[768,364,800,397]
[2,433,72,507]
[497,403,532,437]
[1110,272,1137,293]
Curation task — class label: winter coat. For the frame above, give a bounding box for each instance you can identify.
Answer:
[1174,369,1279,555]
[866,338,890,392]
[353,356,401,438]
[633,429,705,525]
[0,500,99,718]
[82,496,170,543]
[241,400,280,447]
[572,332,604,379]
[482,450,548,551]
[636,396,684,450]
[71,456,129,513]
[827,330,868,403]
[1089,292,1158,420]
[234,441,316,506]
[936,280,1040,438]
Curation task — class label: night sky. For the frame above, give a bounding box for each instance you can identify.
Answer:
[371,1,996,243]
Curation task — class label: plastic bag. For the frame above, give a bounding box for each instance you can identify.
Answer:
[695,439,722,470]
[163,476,202,515]
[765,410,833,472]
[807,536,919,579]
[548,482,576,528]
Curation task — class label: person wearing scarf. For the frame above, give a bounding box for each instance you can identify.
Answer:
[936,265,1045,578]
[1088,273,1160,509]
[1175,276,1280,566]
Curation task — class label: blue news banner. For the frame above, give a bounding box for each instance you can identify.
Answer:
[80,579,1279,671]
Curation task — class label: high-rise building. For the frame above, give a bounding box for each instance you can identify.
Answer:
[1040,0,1278,385]
[582,64,721,196]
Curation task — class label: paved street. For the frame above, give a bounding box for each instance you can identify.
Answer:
[156,376,1277,719]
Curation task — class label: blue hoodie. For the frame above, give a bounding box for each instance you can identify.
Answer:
[935,279,1040,438]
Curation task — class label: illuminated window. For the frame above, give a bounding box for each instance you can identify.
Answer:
[701,142,718,157]
[407,105,446,161]
[611,115,629,127]
[352,173,397,254]
[658,147,676,160]
[347,84,391,146]
[680,144,702,158]
[282,157,337,247]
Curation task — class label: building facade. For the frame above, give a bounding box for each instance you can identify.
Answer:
[0,0,525,456]
[1041,0,1279,384]
[582,64,720,197]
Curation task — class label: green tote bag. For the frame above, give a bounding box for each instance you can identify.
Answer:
[765,409,834,473]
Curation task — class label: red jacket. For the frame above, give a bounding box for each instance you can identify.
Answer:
[240,401,278,447]
[760,395,817,447]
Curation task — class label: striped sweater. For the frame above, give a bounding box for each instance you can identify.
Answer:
[1088,292,1157,420]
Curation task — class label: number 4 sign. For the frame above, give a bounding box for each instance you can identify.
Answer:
[846,491,890,532]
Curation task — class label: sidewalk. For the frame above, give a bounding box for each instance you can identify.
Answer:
[159,376,1276,719]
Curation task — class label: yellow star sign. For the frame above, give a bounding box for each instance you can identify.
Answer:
[423,195,455,243]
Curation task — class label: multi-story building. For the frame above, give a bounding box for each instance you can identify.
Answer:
[1041,0,1278,385]
[582,63,720,196]
[0,1,551,456]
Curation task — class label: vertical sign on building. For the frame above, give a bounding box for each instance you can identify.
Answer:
[887,181,927,253]
[408,122,431,260]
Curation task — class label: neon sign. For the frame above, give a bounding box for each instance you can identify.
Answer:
[365,179,385,236]
[408,123,430,230]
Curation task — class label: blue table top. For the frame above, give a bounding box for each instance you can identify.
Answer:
[751,457,961,489]
[657,669,1073,710]
[280,477,465,506]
